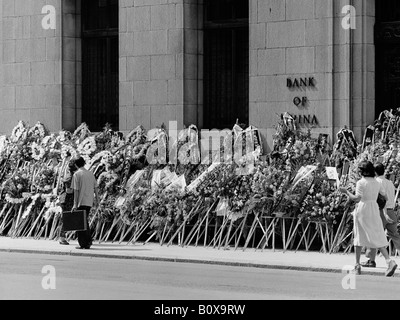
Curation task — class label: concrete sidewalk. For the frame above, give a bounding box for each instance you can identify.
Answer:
[0,236,398,277]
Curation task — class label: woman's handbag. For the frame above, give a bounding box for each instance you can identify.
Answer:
[377,193,387,210]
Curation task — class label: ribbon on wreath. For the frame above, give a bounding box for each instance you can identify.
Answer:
[282,112,297,131]
[334,127,358,160]
[362,125,375,151]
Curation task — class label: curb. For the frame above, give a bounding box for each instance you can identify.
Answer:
[1,247,394,278]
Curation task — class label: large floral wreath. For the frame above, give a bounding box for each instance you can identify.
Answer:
[77,136,97,157]
[31,142,46,161]
[0,135,8,157]
[28,122,47,139]
[11,121,27,142]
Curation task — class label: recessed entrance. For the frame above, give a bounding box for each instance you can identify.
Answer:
[81,0,119,132]
[203,0,249,130]
[375,1,400,118]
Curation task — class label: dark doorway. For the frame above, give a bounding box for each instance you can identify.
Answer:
[203,0,249,130]
[375,1,400,118]
[82,0,119,132]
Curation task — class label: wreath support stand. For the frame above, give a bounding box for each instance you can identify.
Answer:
[119,222,137,245]
[26,206,46,238]
[182,209,208,247]
[0,205,15,234]
[283,218,301,252]
[19,215,34,238]
[11,204,25,238]
[295,221,312,252]
[0,203,11,230]
[129,218,152,244]
[242,211,262,251]
[167,198,202,247]
[223,218,245,250]
[234,209,252,250]
[253,214,269,251]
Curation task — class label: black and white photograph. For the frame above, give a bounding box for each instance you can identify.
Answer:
[0,0,400,307]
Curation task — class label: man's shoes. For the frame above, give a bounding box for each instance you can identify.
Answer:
[75,246,90,250]
[360,260,376,268]
[385,260,398,277]
[59,239,69,245]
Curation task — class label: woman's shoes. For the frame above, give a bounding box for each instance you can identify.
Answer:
[385,260,398,277]
[353,264,361,275]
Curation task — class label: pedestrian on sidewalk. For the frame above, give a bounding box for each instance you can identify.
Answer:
[71,157,99,250]
[340,160,397,277]
[58,159,77,245]
[361,162,400,268]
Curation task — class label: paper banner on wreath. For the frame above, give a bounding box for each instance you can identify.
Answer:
[216,198,230,217]
[151,170,163,190]
[125,170,145,194]
[282,112,297,131]
[292,165,317,189]
[187,162,220,193]
[151,168,177,190]
[362,125,375,150]
[325,167,340,189]
[115,196,126,209]
[227,212,245,222]
[338,160,351,182]
[235,163,255,176]
[162,170,178,187]
[165,175,186,193]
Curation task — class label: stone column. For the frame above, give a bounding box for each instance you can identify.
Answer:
[350,0,375,141]
[0,0,64,134]
[61,0,81,132]
[120,0,203,133]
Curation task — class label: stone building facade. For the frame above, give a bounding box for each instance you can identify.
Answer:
[0,0,393,152]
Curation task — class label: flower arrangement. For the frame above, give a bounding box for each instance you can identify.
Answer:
[299,173,346,226]
[97,171,120,194]
[2,168,31,201]
[33,167,56,193]
[97,194,119,223]
[248,162,288,214]
[120,181,151,225]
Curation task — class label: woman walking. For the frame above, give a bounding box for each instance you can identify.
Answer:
[340,160,397,276]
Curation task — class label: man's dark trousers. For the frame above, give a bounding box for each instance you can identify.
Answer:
[76,206,92,249]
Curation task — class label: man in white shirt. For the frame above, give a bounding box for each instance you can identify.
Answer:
[71,157,99,249]
[362,163,400,268]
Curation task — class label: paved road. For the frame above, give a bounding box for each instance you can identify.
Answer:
[1,252,399,301]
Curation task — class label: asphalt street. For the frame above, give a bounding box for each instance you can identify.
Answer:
[1,252,400,301]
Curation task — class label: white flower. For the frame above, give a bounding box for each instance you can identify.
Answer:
[5,194,25,204]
